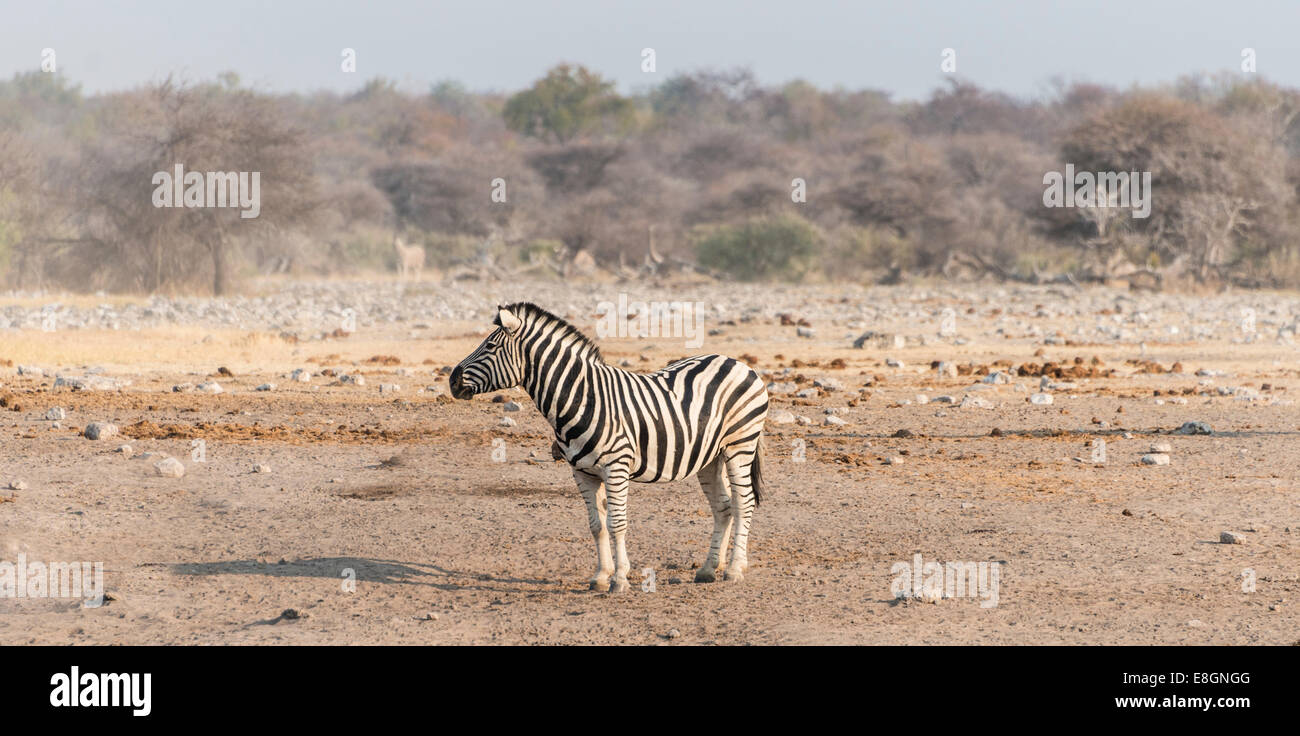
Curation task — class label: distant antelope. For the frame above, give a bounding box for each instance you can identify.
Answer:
[394,236,425,279]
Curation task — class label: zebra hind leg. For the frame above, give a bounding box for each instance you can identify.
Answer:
[694,456,733,583]
[722,441,760,583]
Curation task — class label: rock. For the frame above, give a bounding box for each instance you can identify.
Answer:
[172,383,194,393]
[959,395,992,409]
[1220,531,1243,545]
[291,368,312,383]
[885,358,904,368]
[1141,453,1170,466]
[499,416,516,427]
[55,375,125,391]
[1029,393,1054,405]
[935,362,958,378]
[665,628,681,639]
[796,415,813,426]
[117,445,134,458]
[340,373,365,386]
[154,457,185,478]
[196,381,223,394]
[983,371,1011,384]
[795,388,819,399]
[379,383,401,394]
[813,377,843,391]
[933,395,956,404]
[45,407,66,421]
[1149,443,1172,453]
[255,383,276,392]
[796,327,815,339]
[1175,421,1213,435]
[253,463,271,473]
[823,415,848,426]
[769,410,797,425]
[17,365,44,376]
[767,381,798,395]
[886,456,905,465]
[503,401,521,412]
[83,422,119,441]
[8,479,27,491]
[915,394,929,405]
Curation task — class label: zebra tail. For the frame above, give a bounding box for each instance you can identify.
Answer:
[752,434,764,507]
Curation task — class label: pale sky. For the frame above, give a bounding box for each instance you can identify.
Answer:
[2,0,1295,100]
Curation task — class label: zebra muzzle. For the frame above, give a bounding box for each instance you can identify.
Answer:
[449,367,474,400]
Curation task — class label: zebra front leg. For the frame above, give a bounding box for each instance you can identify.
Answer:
[573,469,614,592]
[603,467,632,593]
[723,445,759,582]
[695,456,732,583]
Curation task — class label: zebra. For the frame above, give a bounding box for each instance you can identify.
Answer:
[450,302,768,593]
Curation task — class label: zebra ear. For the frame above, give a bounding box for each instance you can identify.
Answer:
[496,306,523,334]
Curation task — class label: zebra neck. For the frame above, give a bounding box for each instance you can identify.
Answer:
[521,340,604,430]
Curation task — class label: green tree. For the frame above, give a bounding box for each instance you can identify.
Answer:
[503,64,632,143]
[694,215,822,282]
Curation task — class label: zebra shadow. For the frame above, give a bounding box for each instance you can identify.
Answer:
[170,556,553,592]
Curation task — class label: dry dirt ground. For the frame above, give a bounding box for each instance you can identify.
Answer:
[1,280,1297,645]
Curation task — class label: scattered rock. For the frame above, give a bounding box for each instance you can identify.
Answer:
[154,457,185,478]
[8,479,27,491]
[117,445,134,458]
[196,381,223,394]
[253,463,271,473]
[499,416,516,427]
[1175,421,1213,435]
[1141,453,1170,466]
[291,368,312,383]
[823,415,848,426]
[83,422,119,441]
[45,407,66,421]
[1029,393,1054,405]
[769,410,797,425]
[1220,531,1243,545]
[255,383,276,392]
[379,383,401,394]
[503,400,521,412]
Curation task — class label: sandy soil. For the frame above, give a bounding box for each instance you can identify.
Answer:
[1,281,1297,645]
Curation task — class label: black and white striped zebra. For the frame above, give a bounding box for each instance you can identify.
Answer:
[450,302,768,592]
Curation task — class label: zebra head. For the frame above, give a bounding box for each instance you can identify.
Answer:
[449,306,526,400]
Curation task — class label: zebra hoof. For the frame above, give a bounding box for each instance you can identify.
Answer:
[609,577,630,594]
[693,568,717,583]
[722,568,745,583]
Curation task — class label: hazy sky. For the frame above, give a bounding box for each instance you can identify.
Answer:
[3,0,1297,100]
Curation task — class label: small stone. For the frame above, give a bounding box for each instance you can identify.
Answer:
[1220,531,1243,545]
[83,422,119,441]
[253,463,271,473]
[499,416,516,427]
[795,388,819,399]
[117,445,134,458]
[665,628,681,639]
[255,383,276,392]
[796,327,815,339]
[959,395,992,409]
[1029,393,1054,405]
[769,410,797,425]
[154,457,185,478]
[885,358,904,368]
[503,401,521,412]
[915,394,929,405]
[196,381,223,394]
[983,371,1011,384]
[813,377,843,391]
[767,381,798,395]
[379,383,401,394]
[8,479,27,491]
[796,415,813,426]
[172,383,194,393]
[1175,421,1212,435]
[1141,453,1170,466]
[45,407,66,421]
[291,368,312,383]
[1149,443,1172,453]
[886,456,905,465]
[17,365,44,376]
[823,415,848,426]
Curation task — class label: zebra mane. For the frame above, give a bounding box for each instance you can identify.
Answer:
[499,302,604,363]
